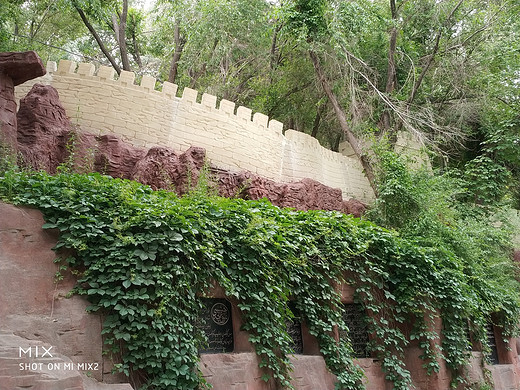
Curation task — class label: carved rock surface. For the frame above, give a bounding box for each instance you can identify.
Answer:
[0,51,45,86]
[132,145,206,194]
[342,198,367,218]
[80,133,146,179]
[216,170,367,216]
[16,83,71,173]
[0,71,17,148]
[0,51,45,150]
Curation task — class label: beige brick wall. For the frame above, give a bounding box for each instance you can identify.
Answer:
[15,60,375,202]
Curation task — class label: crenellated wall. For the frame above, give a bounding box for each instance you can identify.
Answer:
[15,61,374,202]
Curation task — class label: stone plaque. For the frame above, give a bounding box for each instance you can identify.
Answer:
[197,298,234,354]
[339,304,369,358]
[286,302,303,354]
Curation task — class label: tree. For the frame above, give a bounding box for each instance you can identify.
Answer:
[0,0,84,60]
[280,0,520,194]
[151,0,273,98]
[71,0,126,74]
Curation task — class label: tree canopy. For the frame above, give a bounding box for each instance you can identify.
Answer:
[5,0,518,199]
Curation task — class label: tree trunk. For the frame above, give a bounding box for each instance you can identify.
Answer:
[168,21,185,83]
[309,50,378,195]
[118,0,131,71]
[270,23,283,72]
[73,3,121,75]
[131,32,143,70]
[311,102,325,138]
[381,0,398,133]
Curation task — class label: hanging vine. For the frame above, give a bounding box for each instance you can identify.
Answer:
[0,168,519,389]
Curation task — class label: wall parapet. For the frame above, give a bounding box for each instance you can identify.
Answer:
[15,60,374,202]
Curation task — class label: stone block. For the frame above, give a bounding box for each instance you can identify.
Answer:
[182,87,198,102]
[219,99,235,114]
[252,112,268,127]
[46,61,57,73]
[162,82,178,98]
[57,59,77,75]
[236,106,252,121]
[97,66,115,81]
[268,119,283,133]
[118,70,135,86]
[140,75,156,91]
[77,63,95,77]
[201,93,217,108]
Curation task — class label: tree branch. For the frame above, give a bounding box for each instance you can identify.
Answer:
[73,3,121,75]
[118,0,131,71]
[309,50,378,194]
[381,0,399,132]
[407,0,464,104]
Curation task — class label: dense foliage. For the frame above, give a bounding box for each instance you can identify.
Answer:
[0,165,519,389]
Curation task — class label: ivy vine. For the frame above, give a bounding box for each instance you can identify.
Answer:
[0,168,519,390]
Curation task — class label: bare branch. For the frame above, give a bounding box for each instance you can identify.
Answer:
[309,50,378,194]
[408,0,464,104]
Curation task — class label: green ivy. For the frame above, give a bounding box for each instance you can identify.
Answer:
[0,168,519,390]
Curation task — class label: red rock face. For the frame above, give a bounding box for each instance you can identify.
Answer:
[16,84,72,173]
[0,51,45,86]
[131,145,207,194]
[0,202,132,389]
[0,72,18,149]
[216,171,367,216]
[0,51,45,151]
[81,133,146,179]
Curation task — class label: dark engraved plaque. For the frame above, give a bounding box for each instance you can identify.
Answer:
[486,323,499,365]
[286,302,304,354]
[339,304,369,358]
[197,298,234,354]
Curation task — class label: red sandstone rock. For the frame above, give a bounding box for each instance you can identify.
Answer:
[0,51,45,150]
[0,70,18,148]
[342,198,367,218]
[16,84,71,173]
[132,146,181,189]
[131,146,206,193]
[0,51,45,86]
[175,146,207,194]
[280,178,344,211]
[0,202,131,389]
[215,170,249,198]
[239,171,287,204]
[216,171,365,215]
[84,133,146,179]
[513,249,520,264]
